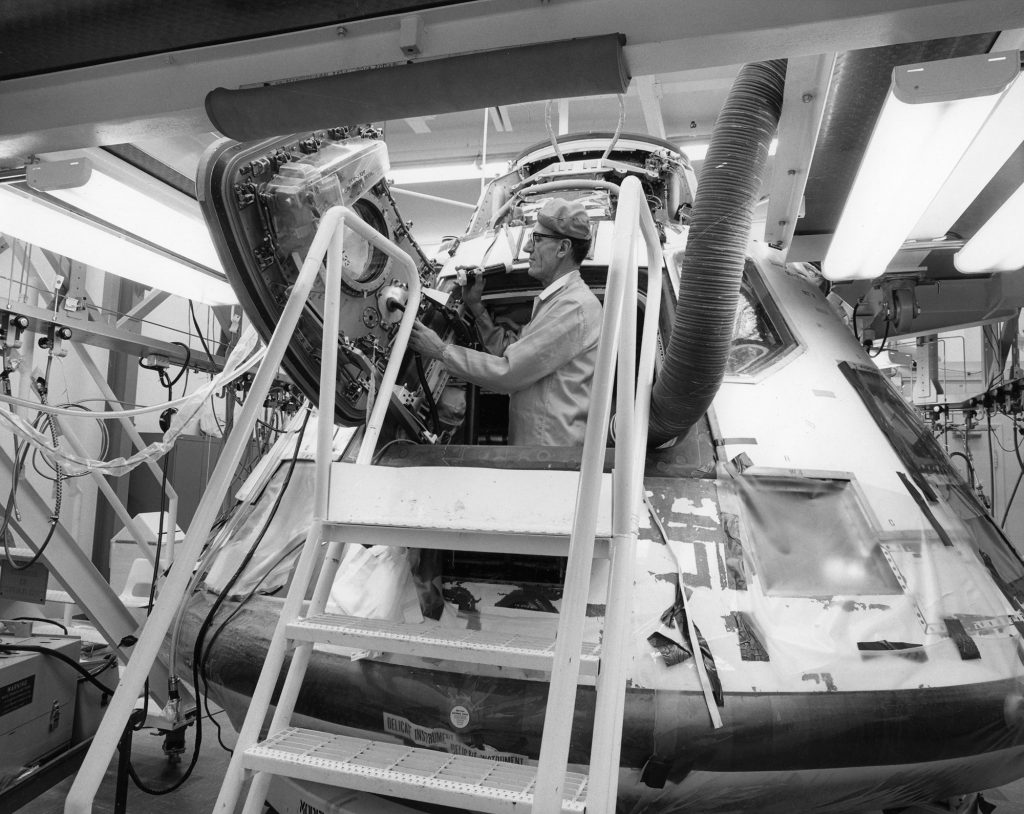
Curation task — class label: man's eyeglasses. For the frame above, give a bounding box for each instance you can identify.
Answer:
[527,231,567,244]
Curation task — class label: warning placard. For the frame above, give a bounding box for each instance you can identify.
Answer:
[0,674,35,718]
[382,712,526,764]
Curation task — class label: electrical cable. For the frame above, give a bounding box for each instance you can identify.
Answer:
[987,409,996,517]
[30,404,109,481]
[189,300,226,437]
[197,538,300,754]
[414,354,441,434]
[0,643,114,696]
[371,437,416,464]
[191,407,312,755]
[868,315,891,358]
[189,300,217,370]
[1002,422,1024,528]
[11,616,68,634]
[1,366,63,571]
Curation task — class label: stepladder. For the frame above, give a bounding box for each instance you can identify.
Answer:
[211,177,661,814]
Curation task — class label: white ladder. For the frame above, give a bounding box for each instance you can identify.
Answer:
[212,176,666,814]
[63,205,422,814]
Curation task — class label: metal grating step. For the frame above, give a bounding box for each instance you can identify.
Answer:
[244,727,588,814]
[289,613,601,679]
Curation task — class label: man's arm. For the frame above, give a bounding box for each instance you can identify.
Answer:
[434,297,594,394]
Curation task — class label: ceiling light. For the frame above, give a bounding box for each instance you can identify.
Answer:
[37,148,223,271]
[824,51,1021,282]
[388,161,508,185]
[910,67,1024,239]
[0,185,237,305]
[954,181,1024,273]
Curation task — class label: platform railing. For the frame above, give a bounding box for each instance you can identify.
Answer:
[210,207,420,814]
[584,175,665,813]
[532,174,665,814]
[65,205,420,814]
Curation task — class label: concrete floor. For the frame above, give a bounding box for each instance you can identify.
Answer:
[14,708,247,814]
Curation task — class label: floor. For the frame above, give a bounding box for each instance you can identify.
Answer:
[14,708,247,814]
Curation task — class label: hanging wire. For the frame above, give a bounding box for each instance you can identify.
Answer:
[600,94,626,161]
[544,100,566,164]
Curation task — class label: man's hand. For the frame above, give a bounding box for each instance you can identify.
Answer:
[460,274,486,317]
[409,321,448,360]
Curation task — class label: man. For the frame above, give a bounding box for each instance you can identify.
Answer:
[409,197,602,446]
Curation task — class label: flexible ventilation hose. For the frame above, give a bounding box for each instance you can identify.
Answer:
[648,60,787,447]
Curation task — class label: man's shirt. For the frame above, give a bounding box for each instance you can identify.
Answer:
[441,270,602,446]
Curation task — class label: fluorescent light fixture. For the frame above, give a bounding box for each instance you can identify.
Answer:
[38,148,224,271]
[910,68,1024,239]
[954,181,1024,273]
[389,161,508,186]
[824,51,1021,282]
[0,185,237,305]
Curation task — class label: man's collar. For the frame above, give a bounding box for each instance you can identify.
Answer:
[537,269,580,302]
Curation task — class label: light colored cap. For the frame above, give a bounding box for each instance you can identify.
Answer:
[536,197,591,240]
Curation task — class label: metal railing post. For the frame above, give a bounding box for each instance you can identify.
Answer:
[586,178,665,812]
[212,205,422,814]
[533,184,632,812]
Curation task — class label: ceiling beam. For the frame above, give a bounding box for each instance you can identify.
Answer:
[763,53,835,253]
[1,0,1022,165]
[635,75,666,139]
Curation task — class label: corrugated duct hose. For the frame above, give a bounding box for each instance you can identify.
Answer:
[648,59,787,447]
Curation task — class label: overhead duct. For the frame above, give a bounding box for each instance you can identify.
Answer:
[205,33,628,141]
[648,59,786,448]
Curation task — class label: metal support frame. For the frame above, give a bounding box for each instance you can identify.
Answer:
[75,343,180,556]
[0,296,224,373]
[763,53,835,252]
[0,444,179,703]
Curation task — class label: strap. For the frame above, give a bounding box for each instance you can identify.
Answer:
[943,617,981,660]
[645,495,724,729]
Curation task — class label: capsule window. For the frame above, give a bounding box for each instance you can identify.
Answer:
[726,260,796,377]
[736,473,902,597]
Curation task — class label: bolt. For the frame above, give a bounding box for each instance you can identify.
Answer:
[336,25,348,37]
[778,220,787,226]
[802,93,813,103]
[787,169,797,175]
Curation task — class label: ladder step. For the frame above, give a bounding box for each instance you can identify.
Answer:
[289,613,601,679]
[319,523,609,558]
[326,464,613,556]
[244,727,588,814]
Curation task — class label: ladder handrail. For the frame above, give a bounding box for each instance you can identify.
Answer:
[211,205,421,814]
[532,174,661,813]
[66,205,416,814]
[585,176,666,813]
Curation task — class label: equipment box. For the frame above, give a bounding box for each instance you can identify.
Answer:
[0,635,80,785]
